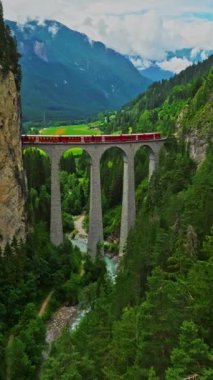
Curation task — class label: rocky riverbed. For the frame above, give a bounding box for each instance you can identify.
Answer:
[44,214,119,350]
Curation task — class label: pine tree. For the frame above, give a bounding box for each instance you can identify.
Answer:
[166,321,212,379]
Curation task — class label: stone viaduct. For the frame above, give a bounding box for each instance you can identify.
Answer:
[22,139,165,256]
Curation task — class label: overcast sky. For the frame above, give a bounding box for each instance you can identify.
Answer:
[2,0,213,72]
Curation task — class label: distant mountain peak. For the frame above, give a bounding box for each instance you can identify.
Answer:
[7,19,151,121]
[129,48,213,82]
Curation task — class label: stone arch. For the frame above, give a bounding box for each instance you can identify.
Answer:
[134,141,164,179]
[99,144,128,161]
[22,145,51,231]
[22,145,51,185]
[22,145,50,159]
[59,146,91,240]
[59,145,93,161]
[134,144,150,189]
[100,146,125,246]
[133,142,155,156]
[100,144,135,254]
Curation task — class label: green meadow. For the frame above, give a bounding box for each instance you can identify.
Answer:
[40,122,102,156]
[40,123,102,136]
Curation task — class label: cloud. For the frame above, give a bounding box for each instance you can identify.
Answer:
[130,56,152,70]
[190,47,201,59]
[3,0,213,61]
[158,57,193,74]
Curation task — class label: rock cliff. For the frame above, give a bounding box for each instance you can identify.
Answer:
[0,72,26,250]
[185,133,209,167]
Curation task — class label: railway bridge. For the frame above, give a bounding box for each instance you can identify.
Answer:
[22,134,166,256]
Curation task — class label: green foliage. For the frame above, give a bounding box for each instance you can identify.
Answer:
[41,58,212,379]
[23,149,51,226]
[6,304,45,380]
[3,50,213,379]
[60,152,76,173]
[107,55,213,135]
[0,228,84,378]
[40,123,102,136]
[0,1,21,89]
[166,321,212,379]
[42,142,212,379]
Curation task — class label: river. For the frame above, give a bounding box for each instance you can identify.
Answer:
[45,215,118,344]
[71,215,118,282]
[69,215,118,331]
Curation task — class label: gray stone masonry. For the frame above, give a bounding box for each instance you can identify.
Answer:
[48,147,63,246]
[87,151,104,257]
[119,146,136,254]
[23,139,165,256]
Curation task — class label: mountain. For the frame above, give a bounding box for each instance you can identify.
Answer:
[6,20,151,122]
[110,55,213,137]
[130,48,213,82]
[1,6,213,375]
[138,63,173,82]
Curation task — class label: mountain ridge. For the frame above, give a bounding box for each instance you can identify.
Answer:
[130,48,213,82]
[7,19,151,122]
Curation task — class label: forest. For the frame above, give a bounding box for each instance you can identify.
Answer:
[41,60,213,379]
[0,4,212,379]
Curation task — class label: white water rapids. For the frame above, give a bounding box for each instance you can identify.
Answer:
[69,215,118,331]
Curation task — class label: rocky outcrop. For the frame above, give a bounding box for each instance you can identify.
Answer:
[46,306,78,344]
[185,133,209,167]
[176,107,211,167]
[0,72,26,250]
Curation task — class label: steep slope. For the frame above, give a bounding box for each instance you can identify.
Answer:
[41,57,213,380]
[0,4,26,250]
[7,20,151,121]
[110,56,213,163]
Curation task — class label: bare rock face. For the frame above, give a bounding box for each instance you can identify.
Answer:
[0,72,26,250]
[176,108,210,167]
[185,133,209,167]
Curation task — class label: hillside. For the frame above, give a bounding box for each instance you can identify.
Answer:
[1,2,212,375]
[6,19,151,121]
[40,58,213,379]
[106,56,212,165]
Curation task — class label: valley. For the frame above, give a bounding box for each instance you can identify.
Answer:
[0,2,212,379]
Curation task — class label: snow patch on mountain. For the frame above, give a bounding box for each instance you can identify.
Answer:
[34,41,48,62]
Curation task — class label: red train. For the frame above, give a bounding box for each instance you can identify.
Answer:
[21,133,161,144]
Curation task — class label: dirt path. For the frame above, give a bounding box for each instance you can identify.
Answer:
[39,291,54,317]
[74,215,87,238]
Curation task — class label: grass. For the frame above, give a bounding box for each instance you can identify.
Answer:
[40,123,102,136]
[40,122,102,156]
[64,148,83,157]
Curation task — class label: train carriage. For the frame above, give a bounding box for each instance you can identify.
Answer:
[21,132,161,144]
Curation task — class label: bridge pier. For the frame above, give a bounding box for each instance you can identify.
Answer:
[50,148,63,246]
[148,143,163,179]
[149,151,158,179]
[120,148,136,254]
[87,153,104,257]
[22,138,165,256]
